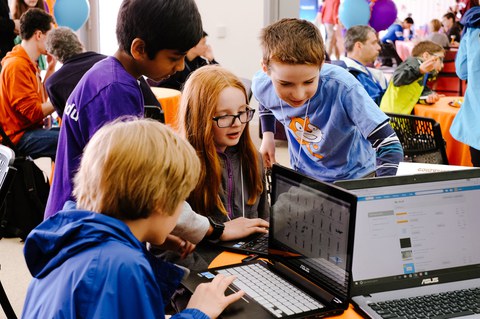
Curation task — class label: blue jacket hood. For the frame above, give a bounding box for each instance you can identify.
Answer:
[461,7,480,28]
[24,210,145,278]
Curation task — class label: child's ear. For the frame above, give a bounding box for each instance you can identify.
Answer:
[130,38,147,60]
[261,61,269,74]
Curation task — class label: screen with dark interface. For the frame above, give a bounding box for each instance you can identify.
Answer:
[269,165,356,299]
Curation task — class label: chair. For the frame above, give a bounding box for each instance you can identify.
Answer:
[144,105,165,123]
[432,49,466,96]
[244,77,288,141]
[239,77,253,103]
[386,112,449,165]
[379,41,403,67]
[0,145,18,319]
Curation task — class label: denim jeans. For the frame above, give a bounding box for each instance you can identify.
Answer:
[16,128,59,160]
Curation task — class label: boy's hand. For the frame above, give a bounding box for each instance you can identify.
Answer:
[161,234,195,259]
[419,56,439,74]
[221,217,269,241]
[187,274,245,318]
[46,53,57,70]
[260,132,276,168]
[426,93,440,104]
[202,45,215,63]
[13,19,20,34]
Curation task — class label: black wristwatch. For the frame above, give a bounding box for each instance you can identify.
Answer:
[207,217,225,241]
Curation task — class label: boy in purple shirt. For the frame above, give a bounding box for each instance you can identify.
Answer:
[46,0,202,219]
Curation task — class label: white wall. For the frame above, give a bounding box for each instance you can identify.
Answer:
[86,0,456,81]
[195,0,265,81]
[393,0,456,26]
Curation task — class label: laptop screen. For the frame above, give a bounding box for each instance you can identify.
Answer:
[336,170,480,295]
[269,164,357,303]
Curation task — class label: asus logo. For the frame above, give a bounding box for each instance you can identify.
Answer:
[300,265,310,273]
[421,277,439,285]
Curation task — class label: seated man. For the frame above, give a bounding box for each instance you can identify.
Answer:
[442,12,462,46]
[21,118,244,318]
[343,25,388,105]
[380,17,414,67]
[0,8,57,159]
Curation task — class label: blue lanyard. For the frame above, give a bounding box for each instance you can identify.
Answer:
[422,72,430,87]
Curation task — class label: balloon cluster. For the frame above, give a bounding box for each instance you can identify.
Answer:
[339,0,398,32]
[45,0,90,31]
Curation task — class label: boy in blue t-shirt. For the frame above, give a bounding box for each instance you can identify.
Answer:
[253,18,403,182]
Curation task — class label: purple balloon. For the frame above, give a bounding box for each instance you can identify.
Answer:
[369,0,398,32]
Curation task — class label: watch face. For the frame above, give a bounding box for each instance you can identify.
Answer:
[215,221,225,230]
[209,217,224,228]
[208,217,224,240]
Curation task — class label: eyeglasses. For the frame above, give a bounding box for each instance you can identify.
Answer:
[212,108,255,128]
[431,53,444,62]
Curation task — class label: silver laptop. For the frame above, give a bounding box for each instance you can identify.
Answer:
[183,164,357,318]
[335,170,480,319]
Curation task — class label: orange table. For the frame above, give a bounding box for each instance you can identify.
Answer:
[413,97,472,166]
[395,41,415,61]
[150,87,181,130]
[209,251,364,319]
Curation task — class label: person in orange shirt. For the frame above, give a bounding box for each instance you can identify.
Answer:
[320,0,343,59]
[0,8,58,159]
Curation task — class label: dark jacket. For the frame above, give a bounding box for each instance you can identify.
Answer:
[0,0,16,61]
[446,22,463,42]
[392,57,435,97]
[151,56,218,91]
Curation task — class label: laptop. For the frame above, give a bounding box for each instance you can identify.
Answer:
[214,170,273,257]
[183,164,357,318]
[335,169,480,319]
[216,232,269,256]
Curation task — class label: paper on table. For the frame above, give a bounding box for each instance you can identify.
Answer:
[396,162,474,176]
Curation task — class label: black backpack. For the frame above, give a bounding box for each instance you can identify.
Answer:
[0,128,49,240]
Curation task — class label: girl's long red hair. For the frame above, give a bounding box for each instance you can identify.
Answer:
[178,65,263,216]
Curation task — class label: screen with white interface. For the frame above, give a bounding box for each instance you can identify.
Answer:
[351,177,480,284]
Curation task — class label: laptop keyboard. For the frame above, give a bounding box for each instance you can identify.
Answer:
[369,287,480,319]
[217,263,324,318]
[238,233,268,254]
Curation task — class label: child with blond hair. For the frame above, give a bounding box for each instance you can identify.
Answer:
[22,118,244,318]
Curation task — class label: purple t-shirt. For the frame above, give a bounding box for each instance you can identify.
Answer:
[45,57,144,218]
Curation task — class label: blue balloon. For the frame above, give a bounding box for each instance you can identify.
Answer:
[339,0,371,29]
[54,0,90,31]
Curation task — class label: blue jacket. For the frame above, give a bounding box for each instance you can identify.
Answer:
[381,23,411,43]
[22,210,209,319]
[450,7,480,150]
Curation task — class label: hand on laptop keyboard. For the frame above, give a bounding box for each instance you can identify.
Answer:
[221,217,269,241]
[186,274,245,318]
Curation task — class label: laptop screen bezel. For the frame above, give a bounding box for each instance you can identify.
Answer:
[268,164,358,306]
[335,169,480,296]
